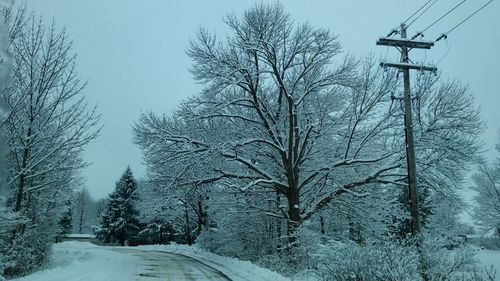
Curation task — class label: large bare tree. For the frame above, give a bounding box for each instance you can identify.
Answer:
[135,4,405,246]
[2,16,100,214]
[134,3,482,250]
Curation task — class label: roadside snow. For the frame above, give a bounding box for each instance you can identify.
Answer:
[137,243,291,281]
[475,249,500,280]
[11,241,139,281]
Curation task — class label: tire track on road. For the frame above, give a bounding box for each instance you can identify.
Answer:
[114,248,233,281]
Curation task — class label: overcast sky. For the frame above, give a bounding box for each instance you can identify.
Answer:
[28,1,499,199]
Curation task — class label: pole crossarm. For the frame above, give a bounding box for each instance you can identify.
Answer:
[376,37,434,49]
[380,62,437,73]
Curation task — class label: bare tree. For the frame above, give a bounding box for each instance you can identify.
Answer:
[73,187,96,234]
[134,3,482,252]
[135,4,405,248]
[413,76,483,199]
[472,133,500,237]
[2,15,100,214]
[0,9,99,276]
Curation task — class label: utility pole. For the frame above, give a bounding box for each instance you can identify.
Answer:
[377,24,436,235]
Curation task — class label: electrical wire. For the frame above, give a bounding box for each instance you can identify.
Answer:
[412,0,467,39]
[386,0,435,37]
[402,0,435,25]
[407,0,439,28]
[435,38,451,64]
[435,0,494,41]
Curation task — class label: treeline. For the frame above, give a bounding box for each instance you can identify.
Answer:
[93,166,207,247]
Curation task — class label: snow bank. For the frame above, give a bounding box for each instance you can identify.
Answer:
[137,243,291,281]
[474,249,500,280]
[11,242,139,281]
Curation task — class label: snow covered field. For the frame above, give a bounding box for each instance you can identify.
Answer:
[11,241,290,281]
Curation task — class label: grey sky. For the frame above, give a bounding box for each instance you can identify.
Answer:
[28,1,499,199]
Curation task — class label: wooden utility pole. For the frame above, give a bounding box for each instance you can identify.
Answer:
[377,24,436,235]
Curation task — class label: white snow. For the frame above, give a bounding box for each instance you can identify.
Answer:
[11,242,139,281]
[475,249,500,280]
[11,241,290,281]
[9,241,500,281]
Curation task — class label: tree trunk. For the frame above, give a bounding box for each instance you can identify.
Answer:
[79,209,84,233]
[159,225,163,244]
[320,215,325,236]
[320,215,326,244]
[14,113,34,212]
[15,145,31,212]
[286,187,301,248]
[196,199,203,236]
[15,174,26,212]
[184,206,192,245]
[276,192,282,255]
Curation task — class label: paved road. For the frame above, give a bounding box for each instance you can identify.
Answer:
[114,248,233,281]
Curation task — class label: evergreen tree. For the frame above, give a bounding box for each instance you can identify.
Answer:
[58,203,73,236]
[96,166,140,245]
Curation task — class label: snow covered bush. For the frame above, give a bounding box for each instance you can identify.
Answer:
[296,234,486,281]
[2,222,53,277]
[304,239,420,281]
[419,234,478,281]
[195,209,274,260]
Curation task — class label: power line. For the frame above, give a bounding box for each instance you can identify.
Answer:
[412,0,467,39]
[407,0,439,28]
[386,0,435,37]
[402,0,435,25]
[435,0,494,42]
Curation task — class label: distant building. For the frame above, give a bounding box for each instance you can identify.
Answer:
[60,233,96,243]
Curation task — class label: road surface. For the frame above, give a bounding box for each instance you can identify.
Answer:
[115,248,234,280]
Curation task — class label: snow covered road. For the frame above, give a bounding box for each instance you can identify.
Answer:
[12,242,290,281]
[116,248,232,280]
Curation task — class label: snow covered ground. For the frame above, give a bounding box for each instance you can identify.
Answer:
[11,241,290,281]
[10,241,500,281]
[475,248,500,280]
[11,242,140,281]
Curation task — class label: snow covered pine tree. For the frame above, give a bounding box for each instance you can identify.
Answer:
[97,167,141,246]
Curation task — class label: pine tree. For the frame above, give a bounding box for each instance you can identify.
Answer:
[97,166,141,245]
[58,203,73,236]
